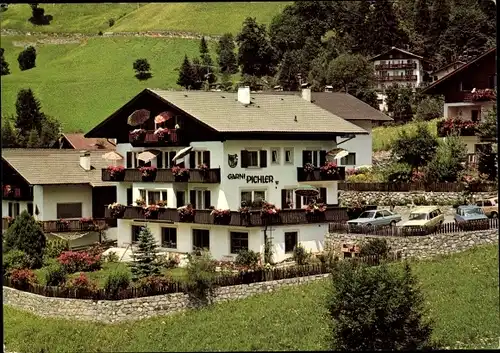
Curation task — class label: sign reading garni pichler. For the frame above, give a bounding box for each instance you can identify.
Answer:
[227,173,275,184]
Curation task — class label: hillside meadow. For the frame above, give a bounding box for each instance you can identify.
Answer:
[0,2,290,35]
[4,245,499,352]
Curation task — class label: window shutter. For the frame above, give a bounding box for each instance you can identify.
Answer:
[14,203,20,216]
[126,152,133,168]
[259,150,267,168]
[302,150,312,165]
[320,187,327,204]
[204,190,211,209]
[241,150,249,168]
[189,151,196,168]
[126,188,133,206]
[189,190,197,208]
[169,151,176,168]
[319,150,327,166]
[203,151,210,168]
[176,191,185,207]
[281,189,288,209]
[295,192,301,209]
[8,202,13,217]
[134,153,138,168]
[157,152,164,169]
[27,203,34,215]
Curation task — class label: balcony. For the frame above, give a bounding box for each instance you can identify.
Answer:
[2,185,33,201]
[463,89,496,103]
[2,218,117,233]
[102,168,221,183]
[128,129,183,147]
[105,206,349,227]
[375,75,417,82]
[296,167,346,182]
[375,63,417,70]
[437,118,478,137]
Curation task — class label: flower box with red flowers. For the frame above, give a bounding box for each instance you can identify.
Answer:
[79,217,95,230]
[178,204,196,222]
[106,165,125,180]
[303,163,316,173]
[156,200,166,207]
[304,202,327,222]
[471,88,496,102]
[171,166,189,181]
[57,218,71,231]
[260,202,281,224]
[107,203,126,218]
[143,204,160,219]
[154,127,170,141]
[129,128,146,142]
[320,161,339,178]
[211,208,231,224]
[438,117,478,136]
[198,163,209,177]
[139,166,157,181]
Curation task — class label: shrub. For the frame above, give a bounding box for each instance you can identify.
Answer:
[359,238,390,258]
[2,250,30,275]
[292,244,310,265]
[186,250,218,303]
[133,58,152,80]
[327,261,434,350]
[156,253,180,269]
[57,251,102,273]
[103,251,119,263]
[17,45,37,71]
[44,238,70,260]
[235,249,260,268]
[135,275,171,291]
[108,18,115,27]
[98,30,103,36]
[10,268,38,288]
[65,273,97,293]
[104,267,131,297]
[45,261,67,286]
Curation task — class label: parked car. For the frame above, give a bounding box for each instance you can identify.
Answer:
[454,205,488,222]
[475,197,498,218]
[401,206,444,233]
[347,209,402,228]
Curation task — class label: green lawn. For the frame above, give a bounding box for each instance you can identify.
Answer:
[372,119,440,152]
[0,2,289,35]
[0,35,222,132]
[4,244,499,352]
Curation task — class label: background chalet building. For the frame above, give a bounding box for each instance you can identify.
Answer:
[2,149,117,244]
[430,61,465,83]
[422,47,497,163]
[57,133,116,150]
[86,87,368,262]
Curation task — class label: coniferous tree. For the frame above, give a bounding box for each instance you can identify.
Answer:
[130,226,161,281]
[0,48,10,76]
[199,36,215,84]
[216,33,238,74]
[191,57,205,90]
[17,45,37,71]
[1,119,18,148]
[26,128,40,148]
[177,55,194,89]
[15,88,46,138]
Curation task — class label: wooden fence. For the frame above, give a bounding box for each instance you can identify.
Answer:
[329,218,498,237]
[338,182,497,193]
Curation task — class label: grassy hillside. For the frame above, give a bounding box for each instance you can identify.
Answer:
[1,35,223,132]
[0,2,290,35]
[372,119,440,152]
[4,245,499,352]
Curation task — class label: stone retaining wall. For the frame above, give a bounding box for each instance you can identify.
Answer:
[3,274,330,323]
[339,190,494,206]
[327,229,498,260]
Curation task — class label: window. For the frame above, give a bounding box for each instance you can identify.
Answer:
[241,190,266,206]
[284,232,298,253]
[284,148,293,164]
[138,189,167,205]
[375,211,384,218]
[271,148,280,165]
[281,189,294,209]
[460,81,473,91]
[380,210,391,217]
[27,203,33,216]
[160,151,177,169]
[193,229,210,250]
[8,202,20,218]
[131,225,143,243]
[148,191,161,204]
[303,150,323,167]
[340,153,356,165]
[176,191,185,208]
[230,232,249,254]
[56,203,82,219]
[241,150,267,168]
[471,110,479,122]
[248,151,259,167]
[162,227,177,249]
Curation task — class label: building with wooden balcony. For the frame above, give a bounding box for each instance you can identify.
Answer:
[85,87,368,262]
[421,47,496,156]
[1,149,118,243]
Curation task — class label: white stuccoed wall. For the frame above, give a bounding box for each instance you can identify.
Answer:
[334,120,373,168]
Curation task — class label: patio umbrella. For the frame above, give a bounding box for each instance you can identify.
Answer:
[137,150,161,162]
[154,111,173,124]
[295,185,319,197]
[172,146,193,163]
[102,151,124,166]
[327,148,349,160]
[127,109,151,126]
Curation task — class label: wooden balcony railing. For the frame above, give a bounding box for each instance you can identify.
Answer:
[105,206,349,227]
[1,218,118,233]
[128,130,183,147]
[297,167,346,182]
[375,63,417,70]
[436,119,478,137]
[375,75,417,82]
[2,185,33,201]
[102,168,221,183]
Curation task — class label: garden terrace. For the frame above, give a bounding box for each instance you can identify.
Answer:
[296,167,346,182]
[102,168,221,183]
[128,129,184,147]
[105,206,349,226]
[2,218,116,233]
[437,118,478,137]
[338,182,496,193]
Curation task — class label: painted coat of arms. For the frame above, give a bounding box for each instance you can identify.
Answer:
[228,154,238,168]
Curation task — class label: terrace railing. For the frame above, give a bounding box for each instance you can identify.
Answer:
[2,218,117,233]
[102,168,221,184]
[128,129,183,147]
[338,182,497,193]
[297,167,346,182]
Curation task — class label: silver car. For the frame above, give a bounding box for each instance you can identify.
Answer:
[347,209,402,228]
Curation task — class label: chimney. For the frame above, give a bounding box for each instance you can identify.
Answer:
[238,86,251,105]
[80,150,91,171]
[301,87,311,102]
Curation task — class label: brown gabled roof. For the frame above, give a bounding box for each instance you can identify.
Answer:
[421,47,496,95]
[430,60,466,75]
[2,149,115,187]
[370,47,424,61]
[61,133,115,150]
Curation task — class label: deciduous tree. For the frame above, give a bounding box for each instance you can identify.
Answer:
[17,45,37,71]
[327,53,374,94]
[392,122,438,170]
[132,58,152,80]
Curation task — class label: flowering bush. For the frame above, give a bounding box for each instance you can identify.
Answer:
[471,88,496,102]
[65,272,97,292]
[136,197,146,207]
[320,161,338,176]
[438,117,478,136]
[108,203,126,218]
[139,166,157,179]
[154,127,169,140]
[171,166,189,177]
[107,165,125,179]
[130,128,146,141]
[178,204,196,222]
[57,250,102,273]
[304,202,327,214]
[9,268,38,287]
[304,163,316,173]
[260,201,280,217]
[143,204,160,218]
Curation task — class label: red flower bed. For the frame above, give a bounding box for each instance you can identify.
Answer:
[57,251,102,273]
[9,268,38,287]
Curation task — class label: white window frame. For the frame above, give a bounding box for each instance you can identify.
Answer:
[194,150,209,167]
[192,228,210,251]
[305,149,321,167]
[194,188,208,209]
[270,148,280,165]
[161,227,178,249]
[229,230,250,255]
[138,189,168,205]
[284,148,294,164]
[340,153,356,166]
[240,189,267,206]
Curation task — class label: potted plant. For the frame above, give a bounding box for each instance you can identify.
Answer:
[136,197,146,207]
[303,163,316,173]
[171,166,189,181]
[154,127,169,141]
[106,165,125,180]
[108,203,126,218]
[304,202,327,222]
[143,204,160,219]
[320,161,339,179]
[178,204,196,222]
[130,128,146,142]
[57,218,70,231]
[198,163,209,178]
[211,208,231,225]
[260,201,280,224]
[139,166,157,181]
